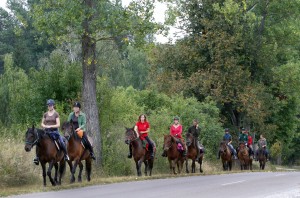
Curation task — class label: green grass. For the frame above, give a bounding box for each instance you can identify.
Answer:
[0,139,285,197]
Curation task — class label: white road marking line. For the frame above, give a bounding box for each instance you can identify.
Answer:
[221,180,246,186]
[275,174,286,177]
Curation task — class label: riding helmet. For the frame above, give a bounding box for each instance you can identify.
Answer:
[73,101,81,108]
[174,116,180,120]
[225,128,229,132]
[46,99,55,106]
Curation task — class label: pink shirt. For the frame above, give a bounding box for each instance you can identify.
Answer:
[170,124,183,139]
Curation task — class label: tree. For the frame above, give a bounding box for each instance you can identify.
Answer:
[31,0,157,164]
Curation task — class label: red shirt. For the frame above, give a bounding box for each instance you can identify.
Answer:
[136,121,150,139]
[248,135,253,145]
[170,124,183,139]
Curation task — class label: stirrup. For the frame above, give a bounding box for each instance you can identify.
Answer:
[33,158,39,165]
[65,155,70,161]
[90,153,96,160]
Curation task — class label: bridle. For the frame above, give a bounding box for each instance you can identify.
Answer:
[25,128,39,147]
[125,129,139,144]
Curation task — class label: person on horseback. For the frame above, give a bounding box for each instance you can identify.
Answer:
[128,114,155,159]
[187,119,202,161]
[246,130,254,158]
[33,99,70,165]
[256,134,269,161]
[162,116,187,157]
[67,101,96,160]
[238,128,254,158]
[218,128,237,159]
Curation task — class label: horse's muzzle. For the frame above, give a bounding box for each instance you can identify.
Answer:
[24,145,32,152]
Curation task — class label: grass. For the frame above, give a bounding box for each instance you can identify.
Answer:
[0,139,288,197]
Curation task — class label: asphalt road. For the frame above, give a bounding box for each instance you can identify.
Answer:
[11,172,300,198]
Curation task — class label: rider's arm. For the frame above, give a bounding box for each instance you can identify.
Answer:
[41,117,47,128]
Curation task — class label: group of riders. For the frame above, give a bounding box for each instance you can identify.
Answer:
[218,127,269,161]
[34,99,269,166]
[33,99,96,165]
[127,115,204,161]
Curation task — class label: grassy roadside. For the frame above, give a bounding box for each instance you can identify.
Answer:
[0,139,293,197]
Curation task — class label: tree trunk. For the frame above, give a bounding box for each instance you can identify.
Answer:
[81,0,102,165]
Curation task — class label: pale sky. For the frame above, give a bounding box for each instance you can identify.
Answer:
[0,0,182,43]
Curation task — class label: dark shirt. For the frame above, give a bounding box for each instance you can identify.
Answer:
[223,133,232,143]
[187,125,200,138]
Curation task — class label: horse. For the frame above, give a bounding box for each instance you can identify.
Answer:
[257,147,267,170]
[124,127,155,176]
[163,134,185,174]
[185,133,203,173]
[24,125,66,186]
[237,142,252,170]
[61,121,92,183]
[219,141,232,171]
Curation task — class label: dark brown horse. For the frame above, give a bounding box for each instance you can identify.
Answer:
[61,121,92,183]
[125,127,155,176]
[238,143,252,170]
[185,133,203,173]
[163,134,185,174]
[219,141,232,171]
[257,147,267,170]
[24,126,66,186]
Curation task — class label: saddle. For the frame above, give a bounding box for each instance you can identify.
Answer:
[46,131,66,151]
[141,139,156,152]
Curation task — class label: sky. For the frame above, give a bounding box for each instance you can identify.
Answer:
[0,0,182,43]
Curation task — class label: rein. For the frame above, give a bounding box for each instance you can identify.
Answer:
[126,130,139,143]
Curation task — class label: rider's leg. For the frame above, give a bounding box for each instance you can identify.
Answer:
[58,135,70,161]
[195,141,200,160]
[145,136,154,159]
[229,144,237,159]
[82,132,96,160]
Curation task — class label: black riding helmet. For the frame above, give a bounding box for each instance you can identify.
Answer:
[73,101,81,108]
[47,99,55,106]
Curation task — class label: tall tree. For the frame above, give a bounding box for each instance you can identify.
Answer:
[31,0,157,164]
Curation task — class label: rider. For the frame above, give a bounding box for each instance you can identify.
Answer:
[218,128,237,159]
[238,128,253,158]
[33,99,70,165]
[67,101,96,160]
[162,116,186,157]
[128,114,155,159]
[187,119,201,161]
[256,134,269,161]
[246,130,254,158]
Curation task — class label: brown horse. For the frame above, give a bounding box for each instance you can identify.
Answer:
[238,143,252,170]
[185,133,203,173]
[219,141,232,171]
[125,127,155,176]
[24,126,66,186]
[163,134,185,174]
[257,147,267,170]
[61,121,92,183]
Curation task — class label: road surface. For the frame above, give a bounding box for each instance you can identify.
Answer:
[11,172,300,198]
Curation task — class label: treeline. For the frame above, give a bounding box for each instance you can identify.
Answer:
[0,0,300,166]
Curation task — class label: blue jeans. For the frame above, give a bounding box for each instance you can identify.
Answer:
[227,143,237,156]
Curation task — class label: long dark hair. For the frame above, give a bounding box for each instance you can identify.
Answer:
[138,114,147,122]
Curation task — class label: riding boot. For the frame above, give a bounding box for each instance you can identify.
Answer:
[128,144,132,158]
[145,136,154,159]
[84,137,96,160]
[59,139,70,161]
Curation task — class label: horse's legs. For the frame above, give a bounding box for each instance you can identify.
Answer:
[58,160,65,185]
[228,161,232,171]
[144,160,148,176]
[199,159,203,173]
[47,161,56,186]
[192,160,195,173]
[148,159,153,176]
[136,159,143,176]
[41,162,47,186]
[78,161,83,182]
[70,160,79,183]
[54,162,59,184]
[86,158,92,182]
[186,159,189,173]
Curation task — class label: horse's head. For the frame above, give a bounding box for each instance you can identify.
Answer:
[124,127,138,144]
[61,121,75,138]
[24,125,38,152]
[239,142,248,155]
[219,141,228,154]
[163,134,174,151]
[186,133,194,147]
